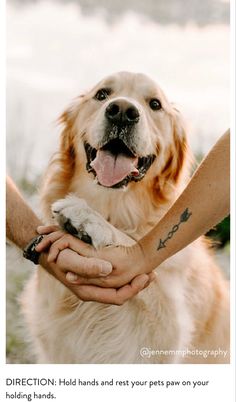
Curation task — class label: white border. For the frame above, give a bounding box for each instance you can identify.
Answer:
[1,0,235,401]
[0,0,6,370]
[230,0,236,384]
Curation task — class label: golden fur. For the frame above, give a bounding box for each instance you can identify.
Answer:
[21,72,229,363]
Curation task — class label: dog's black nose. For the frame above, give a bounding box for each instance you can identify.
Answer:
[105,100,139,125]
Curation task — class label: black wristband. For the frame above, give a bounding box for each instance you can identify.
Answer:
[23,235,44,265]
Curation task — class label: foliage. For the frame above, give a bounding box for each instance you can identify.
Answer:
[206,215,230,248]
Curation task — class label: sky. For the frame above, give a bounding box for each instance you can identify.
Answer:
[7,1,230,184]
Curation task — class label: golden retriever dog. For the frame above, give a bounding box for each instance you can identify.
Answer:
[21,71,229,363]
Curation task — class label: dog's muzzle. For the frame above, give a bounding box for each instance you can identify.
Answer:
[84,99,156,189]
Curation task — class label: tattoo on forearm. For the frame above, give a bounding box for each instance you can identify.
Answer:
[157,208,192,251]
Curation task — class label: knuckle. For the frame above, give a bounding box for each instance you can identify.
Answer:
[89,262,99,274]
[84,261,100,277]
[79,265,86,275]
[50,243,57,252]
[97,276,106,284]
[65,233,72,239]
[49,232,57,240]
[98,277,110,287]
[60,234,70,243]
[61,234,70,242]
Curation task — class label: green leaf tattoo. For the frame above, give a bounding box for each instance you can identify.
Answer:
[157,208,192,251]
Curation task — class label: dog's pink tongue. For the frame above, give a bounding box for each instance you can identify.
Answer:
[91,150,139,187]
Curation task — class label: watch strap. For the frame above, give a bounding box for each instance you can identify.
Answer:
[23,235,44,265]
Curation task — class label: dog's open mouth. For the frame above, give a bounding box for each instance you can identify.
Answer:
[84,139,156,188]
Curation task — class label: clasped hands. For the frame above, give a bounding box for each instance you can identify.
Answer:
[36,225,155,305]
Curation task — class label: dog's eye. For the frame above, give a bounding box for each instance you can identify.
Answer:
[149,99,162,111]
[94,88,110,101]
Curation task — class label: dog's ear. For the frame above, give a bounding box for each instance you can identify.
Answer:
[59,96,85,155]
[161,109,189,183]
[57,106,77,183]
[40,97,84,217]
[59,106,77,150]
[152,109,190,204]
[57,95,85,182]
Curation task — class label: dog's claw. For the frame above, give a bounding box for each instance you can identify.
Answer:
[63,219,78,236]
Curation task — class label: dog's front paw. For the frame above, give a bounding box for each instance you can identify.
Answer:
[51,195,114,249]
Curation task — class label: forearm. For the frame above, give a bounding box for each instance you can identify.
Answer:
[6,176,41,249]
[7,177,147,304]
[139,130,230,272]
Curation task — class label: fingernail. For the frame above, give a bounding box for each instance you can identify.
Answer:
[100,262,112,276]
[37,226,44,233]
[66,272,79,282]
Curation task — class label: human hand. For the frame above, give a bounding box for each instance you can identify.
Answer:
[37,226,155,305]
[36,226,150,289]
[36,225,113,277]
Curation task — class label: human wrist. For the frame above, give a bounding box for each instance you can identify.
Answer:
[136,238,165,273]
[6,177,42,250]
[129,242,152,275]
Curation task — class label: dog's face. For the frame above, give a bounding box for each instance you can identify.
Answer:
[60,72,188,193]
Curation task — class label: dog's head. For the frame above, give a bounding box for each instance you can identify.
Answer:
[59,72,189,198]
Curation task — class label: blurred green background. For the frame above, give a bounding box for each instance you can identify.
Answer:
[207,215,230,248]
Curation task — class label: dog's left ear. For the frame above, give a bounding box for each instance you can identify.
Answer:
[172,109,189,182]
[161,109,189,183]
